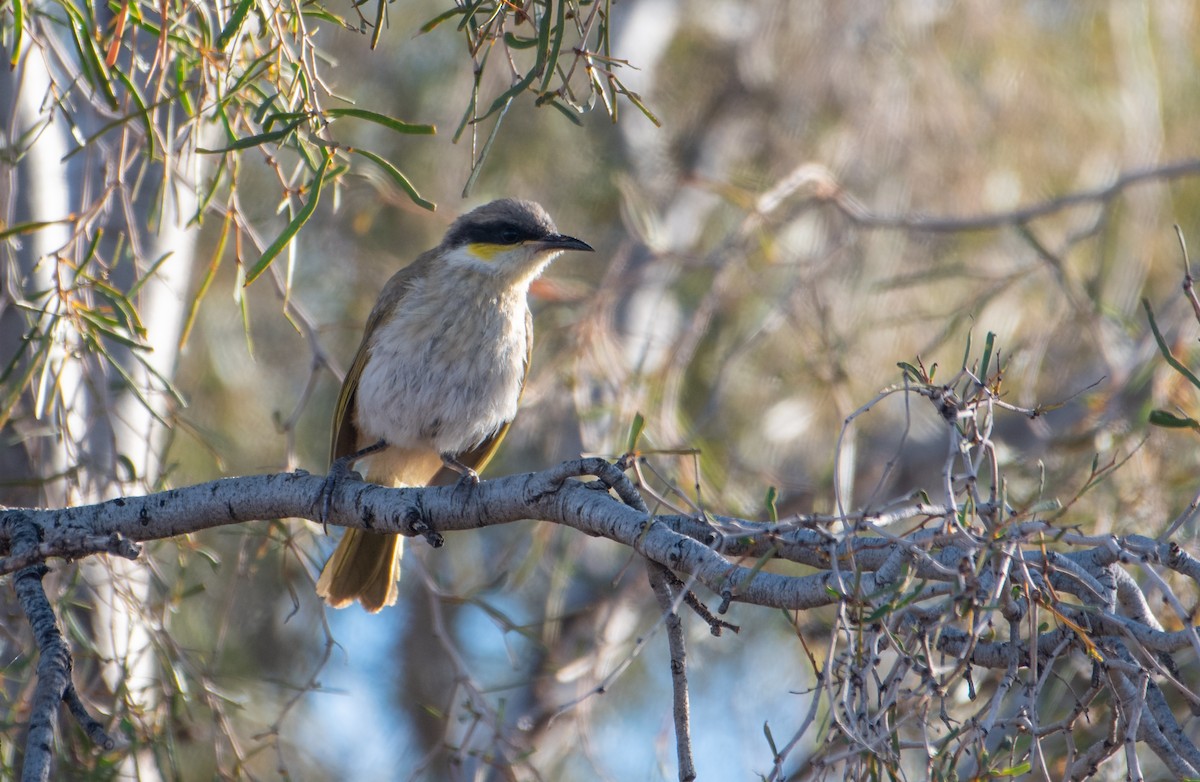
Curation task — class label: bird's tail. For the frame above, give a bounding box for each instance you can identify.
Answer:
[316,529,401,613]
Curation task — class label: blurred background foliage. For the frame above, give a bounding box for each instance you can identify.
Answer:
[4,0,1200,778]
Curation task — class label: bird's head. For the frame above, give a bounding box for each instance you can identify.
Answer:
[440,199,593,286]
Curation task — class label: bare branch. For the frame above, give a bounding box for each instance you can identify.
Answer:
[1,443,1198,779]
[647,561,696,782]
[8,513,116,782]
[829,158,1200,233]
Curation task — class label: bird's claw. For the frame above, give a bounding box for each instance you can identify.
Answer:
[440,452,479,492]
[454,467,480,491]
[318,439,387,525]
[318,457,362,525]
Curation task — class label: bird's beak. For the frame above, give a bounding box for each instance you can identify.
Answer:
[537,234,594,253]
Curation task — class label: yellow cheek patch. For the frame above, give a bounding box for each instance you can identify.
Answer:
[467,243,502,261]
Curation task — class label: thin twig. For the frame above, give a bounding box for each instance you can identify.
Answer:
[647,561,696,782]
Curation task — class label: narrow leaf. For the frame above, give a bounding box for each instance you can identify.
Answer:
[979,331,995,383]
[1148,409,1200,430]
[993,763,1033,777]
[1144,298,1200,390]
[418,5,464,34]
[325,108,435,136]
[0,328,46,432]
[477,70,536,123]
[371,0,387,49]
[198,119,302,153]
[541,97,583,126]
[896,361,924,382]
[765,486,778,523]
[626,411,646,452]
[111,68,156,160]
[763,722,778,756]
[538,0,567,93]
[127,252,175,299]
[611,78,661,127]
[504,33,539,50]
[350,148,435,211]
[10,0,23,69]
[181,212,231,349]
[217,0,255,50]
[244,155,330,285]
[0,220,63,241]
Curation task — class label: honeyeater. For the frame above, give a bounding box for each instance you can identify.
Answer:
[316,199,593,612]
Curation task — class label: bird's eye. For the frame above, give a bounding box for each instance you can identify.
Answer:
[498,227,521,244]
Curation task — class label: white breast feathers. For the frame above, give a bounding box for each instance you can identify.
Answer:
[353,266,529,457]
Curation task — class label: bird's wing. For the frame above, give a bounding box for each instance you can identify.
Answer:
[329,257,430,464]
[428,306,533,487]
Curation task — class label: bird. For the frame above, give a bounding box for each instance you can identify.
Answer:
[316,199,594,612]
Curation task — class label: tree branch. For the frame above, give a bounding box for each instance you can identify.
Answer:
[3,456,1200,777]
[7,513,117,782]
[828,157,1200,232]
[647,561,696,782]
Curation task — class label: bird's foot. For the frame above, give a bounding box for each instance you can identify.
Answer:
[440,452,480,492]
[455,469,480,491]
[318,439,388,524]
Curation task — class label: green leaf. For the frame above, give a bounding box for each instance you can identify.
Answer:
[63,92,175,161]
[540,96,584,126]
[127,252,175,299]
[244,154,331,285]
[91,278,146,338]
[195,155,227,220]
[763,722,778,756]
[979,331,995,382]
[65,7,119,110]
[992,762,1032,777]
[626,411,646,452]
[9,0,23,69]
[198,118,303,153]
[253,93,280,124]
[193,546,223,569]
[0,220,62,241]
[1148,409,1200,430]
[455,0,491,33]
[325,108,435,136]
[477,70,536,123]
[111,68,157,161]
[538,0,568,93]
[77,308,148,350]
[611,77,662,127]
[0,327,46,432]
[349,148,436,212]
[1143,298,1200,390]
[897,361,923,382]
[180,215,230,349]
[216,0,255,50]
[765,486,778,523]
[262,110,307,132]
[418,5,465,34]
[504,32,540,50]
[371,0,387,48]
[301,7,346,26]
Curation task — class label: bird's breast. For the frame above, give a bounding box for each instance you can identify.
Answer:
[354,276,529,456]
